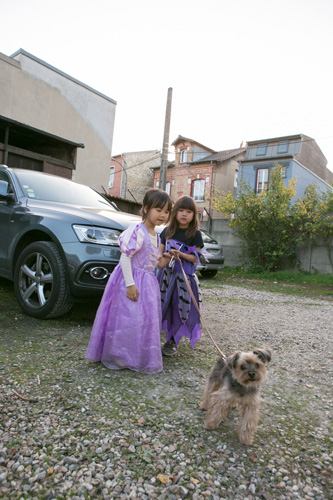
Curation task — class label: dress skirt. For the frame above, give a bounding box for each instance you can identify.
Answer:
[86,263,163,374]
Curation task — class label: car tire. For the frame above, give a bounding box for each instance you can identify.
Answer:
[199,269,218,278]
[14,241,73,319]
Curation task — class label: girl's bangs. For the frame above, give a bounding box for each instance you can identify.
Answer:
[152,192,172,211]
[177,197,195,211]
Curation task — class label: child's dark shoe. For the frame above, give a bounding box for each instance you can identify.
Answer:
[162,342,177,356]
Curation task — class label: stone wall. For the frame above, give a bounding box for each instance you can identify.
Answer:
[123,150,161,203]
[201,219,333,274]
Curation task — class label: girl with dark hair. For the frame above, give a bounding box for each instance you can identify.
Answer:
[157,195,204,356]
[86,188,172,374]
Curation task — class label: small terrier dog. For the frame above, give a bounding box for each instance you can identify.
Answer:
[200,349,271,445]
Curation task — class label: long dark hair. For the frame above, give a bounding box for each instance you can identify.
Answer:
[165,195,199,240]
[141,188,172,222]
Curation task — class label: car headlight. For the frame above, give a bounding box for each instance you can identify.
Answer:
[73,225,122,245]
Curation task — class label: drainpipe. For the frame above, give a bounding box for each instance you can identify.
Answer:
[208,161,216,233]
[121,154,128,199]
[4,126,9,164]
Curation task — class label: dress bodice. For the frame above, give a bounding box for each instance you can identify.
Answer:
[119,223,159,275]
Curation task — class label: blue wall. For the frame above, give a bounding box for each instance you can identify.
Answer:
[238,160,331,202]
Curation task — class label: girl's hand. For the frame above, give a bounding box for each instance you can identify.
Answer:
[157,252,172,268]
[170,249,181,261]
[126,285,139,301]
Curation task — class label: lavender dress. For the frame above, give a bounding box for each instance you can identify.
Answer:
[157,239,202,348]
[86,223,163,374]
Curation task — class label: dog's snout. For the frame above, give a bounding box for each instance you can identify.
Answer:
[248,371,255,379]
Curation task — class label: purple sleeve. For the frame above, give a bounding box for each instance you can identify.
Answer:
[119,223,145,257]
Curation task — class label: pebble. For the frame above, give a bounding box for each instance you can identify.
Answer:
[0,285,332,499]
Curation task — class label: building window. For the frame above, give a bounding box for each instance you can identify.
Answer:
[277,142,288,154]
[109,166,115,188]
[234,170,238,188]
[165,182,171,195]
[256,168,269,193]
[192,179,205,201]
[256,145,267,156]
[180,149,188,163]
[280,166,287,178]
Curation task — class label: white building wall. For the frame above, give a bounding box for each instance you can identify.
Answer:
[1,50,116,190]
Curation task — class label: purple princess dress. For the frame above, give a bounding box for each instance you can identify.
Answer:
[85,223,163,374]
[157,239,202,348]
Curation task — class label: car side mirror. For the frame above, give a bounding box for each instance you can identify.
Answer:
[0,180,14,200]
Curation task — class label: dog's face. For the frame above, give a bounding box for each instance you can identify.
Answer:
[228,349,271,388]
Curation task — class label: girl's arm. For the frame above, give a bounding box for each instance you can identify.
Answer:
[157,243,165,260]
[157,243,172,268]
[120,254,139,301]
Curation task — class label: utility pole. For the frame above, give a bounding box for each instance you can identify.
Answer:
[159,87,173,191]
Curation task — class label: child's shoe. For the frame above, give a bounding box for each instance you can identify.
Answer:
[162,341,177,356]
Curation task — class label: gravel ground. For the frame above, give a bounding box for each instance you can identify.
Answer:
[0,282,332,500]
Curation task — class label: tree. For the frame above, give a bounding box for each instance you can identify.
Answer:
[211,165,318,271]
[297,184,333,267]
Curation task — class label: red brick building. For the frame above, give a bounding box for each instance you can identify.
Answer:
[152,135,246,228]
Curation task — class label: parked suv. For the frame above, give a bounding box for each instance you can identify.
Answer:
[197,229,224,278]
[0,165,141,319]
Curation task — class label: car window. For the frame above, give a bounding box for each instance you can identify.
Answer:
[15,170,116,209]
[201,230,218,244]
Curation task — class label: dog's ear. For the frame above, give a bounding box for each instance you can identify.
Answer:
[253,348,271,364]
[228,352,241,369]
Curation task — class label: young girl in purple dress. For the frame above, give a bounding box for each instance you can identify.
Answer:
[157,196,204,356]
[86,188,172,374]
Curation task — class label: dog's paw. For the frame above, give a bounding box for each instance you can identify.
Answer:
[239,434,254,446]
[204,420,219,431]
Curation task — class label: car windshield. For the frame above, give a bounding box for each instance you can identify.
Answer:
[16,170,115,209]
[201,230,218,244]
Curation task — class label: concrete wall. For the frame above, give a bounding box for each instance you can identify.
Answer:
[201,218,244,267]
[295,238,333,274]
[201,219,333,274]
[1,50,116,191]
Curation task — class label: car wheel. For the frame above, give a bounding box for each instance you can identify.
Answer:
[199,269,218,278]
[14,241,73,319]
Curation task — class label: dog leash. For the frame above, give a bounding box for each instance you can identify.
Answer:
[178,260,227,360]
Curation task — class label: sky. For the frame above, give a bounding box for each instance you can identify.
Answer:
[2,0,333,173]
